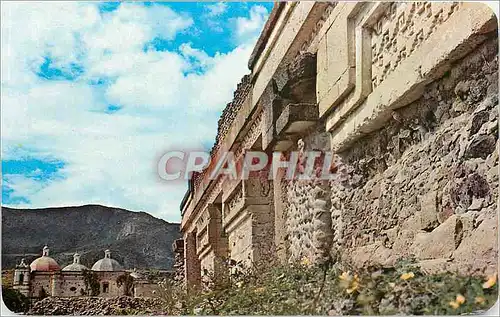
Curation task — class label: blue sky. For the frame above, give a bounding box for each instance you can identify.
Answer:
[1,1,273,221]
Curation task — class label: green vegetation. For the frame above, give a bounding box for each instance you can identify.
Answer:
[2,286,30,313]
[157,259,498,315]
[82,269,100,296]
[116,273,135,296]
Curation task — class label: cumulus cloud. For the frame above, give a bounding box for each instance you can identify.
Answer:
[1,2,269,221]
[205,2,228,17]
[234,5,269,44]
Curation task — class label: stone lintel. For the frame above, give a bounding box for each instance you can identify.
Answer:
[261,53,317,150]
[275,103,318,136]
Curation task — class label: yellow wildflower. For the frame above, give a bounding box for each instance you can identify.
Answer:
[339,271,351,281]
[475,296,485,304]
[301,256,311,267]
[254,287,266,294]
[346,277,359,294]
[449,294,466,309]
[340,272,360,294]
[449,301,460,309]
[482,272,497,289]
[400,272,415,280]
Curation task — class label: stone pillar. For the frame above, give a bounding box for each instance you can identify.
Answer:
[222,175,275,269]
[273,168,289,263]
[172,239,185,285]
[206,204,229,285]
[245,177,275,266]
[184,231,201,292]
[50,273,60,296]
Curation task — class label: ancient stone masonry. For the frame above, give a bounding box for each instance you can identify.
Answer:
[180,2,498,288]
[172,239,184,285]
[331,37,498,275]
[370,2,462,89]
[212,75,252,157]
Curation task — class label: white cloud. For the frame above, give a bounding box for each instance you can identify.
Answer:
[234,5,269,44]
[1,2,100,88]
[1,2,269,222]
[205,2,228,17]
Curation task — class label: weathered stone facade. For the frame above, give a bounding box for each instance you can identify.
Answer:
[179,2,498,289]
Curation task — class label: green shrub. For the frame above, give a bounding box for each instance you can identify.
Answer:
[2,286,30,313]
[157,259,498,315]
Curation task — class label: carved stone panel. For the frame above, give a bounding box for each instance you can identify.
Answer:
[370,2,461,89]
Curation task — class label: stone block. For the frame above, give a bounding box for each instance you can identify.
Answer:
[452,214,498,275]
[416,258,452,275]
[275,103,319,136]
[412,215,463,260]
[418,190,439,230]
[350,242,394,268]
[317,3,358,115]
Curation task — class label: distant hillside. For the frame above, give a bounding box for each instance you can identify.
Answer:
[1,205,181,270]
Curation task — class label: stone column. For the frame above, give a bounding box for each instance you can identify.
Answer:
[172,239,185,285]
[222,174,275,269]
[273,168,289,263]
[206,204,229,285]
[245,177,276,266]
[50,273,59,296]
[184,231,201,292]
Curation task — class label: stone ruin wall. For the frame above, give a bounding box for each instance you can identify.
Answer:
[285,36,498,275]
[180,2,498,288]
[281,2,498,275]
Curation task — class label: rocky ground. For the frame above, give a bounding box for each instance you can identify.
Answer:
[28,296,166,315]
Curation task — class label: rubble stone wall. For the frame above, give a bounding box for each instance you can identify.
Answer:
[283,3,498,276]
[30,274,51,297]
[332,37,498,275]
[134,282,161,298]
[285,35,498,275]
[180,2,498,286]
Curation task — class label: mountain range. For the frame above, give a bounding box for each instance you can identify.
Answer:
[1,205,181,270]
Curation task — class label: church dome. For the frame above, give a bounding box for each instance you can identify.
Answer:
[30,246,61,272]
[91,250,123,271]
[62,252,88,271]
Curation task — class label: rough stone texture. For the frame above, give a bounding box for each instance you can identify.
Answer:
[226,215,253,265]
[180,1,498,286]
[328,37,498,275]
[172,239,184,285]
[28,296,166,315]
[326,2,497,146]
[285,133,334,264]
[183,232,200,292]
[211,75,252,157]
